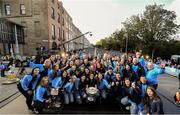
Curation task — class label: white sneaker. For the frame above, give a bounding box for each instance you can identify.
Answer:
[34,110,39,114]
[33,108,39,114]
[28,109,33,113]
[125,106,130,110]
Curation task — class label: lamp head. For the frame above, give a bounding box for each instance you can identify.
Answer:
[89,33,92,36]
[88,32,92,36]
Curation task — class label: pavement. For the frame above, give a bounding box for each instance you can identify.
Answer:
[0,73,179,114]
[158,74,180,114]
[0,95,123,114]
[0,67,32,108]
[0,95,29,114]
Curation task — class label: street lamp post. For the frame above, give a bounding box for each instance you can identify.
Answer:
[124,32,128,56]
[42,32,92,54]
[14,25,20,59]
[83,37,84,49]
[59,31,92,51]
[60,32,92,46]
[179,73,180,89]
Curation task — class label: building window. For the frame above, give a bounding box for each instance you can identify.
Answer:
[51,7,55,19]
[34,3,40,15]
[62,17,64,26]
[62,30,65,40]
[52,24,55,39]
[58,27,60,40]
[58,4,60,9]
[52,42,57,50]
[58,14,60,23]
[20,4,26,15]
[34,21,41,37]
[5,4,11,16]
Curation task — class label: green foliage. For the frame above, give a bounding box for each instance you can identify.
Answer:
[95,4,180,59]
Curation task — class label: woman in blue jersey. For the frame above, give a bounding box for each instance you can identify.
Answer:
[145,62,165,90]
[17,67,40,112]
[63,75,78,105]
[97,72,111,100]
[48,64,61,86]
[33,77,51,113]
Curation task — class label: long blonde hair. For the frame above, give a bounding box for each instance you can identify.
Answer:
[115,65,120,73]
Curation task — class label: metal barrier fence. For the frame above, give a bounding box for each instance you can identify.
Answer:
[155,64,180,78]
[165,66,180,78]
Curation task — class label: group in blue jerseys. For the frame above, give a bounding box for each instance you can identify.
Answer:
[17,50,166,114]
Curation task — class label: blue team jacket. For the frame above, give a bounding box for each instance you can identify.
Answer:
[132,63,145,79]
[97,79,110,90]
[48,69,61,83]
[113,65,125,78]
[139,57,145,67]
[145,67,165,85]
[51,77,62,88]
[63,78,79,93]
[20,74,40,91]
[104,72,116,83]
[137,82,148,98]
[34,85,50,102]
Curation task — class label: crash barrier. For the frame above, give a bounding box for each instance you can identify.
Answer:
[164,66,180,78]
[154,64,179,78]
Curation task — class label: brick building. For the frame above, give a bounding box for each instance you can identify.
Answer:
[0,0,90,55]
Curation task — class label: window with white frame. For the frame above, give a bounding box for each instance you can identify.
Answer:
[51,7,55,19]
[5,4,11,16]
[58,14,60,23]
[58,27,60,40]
[62,30,65,40]
[20,4,26,15]
[52,24,55,38]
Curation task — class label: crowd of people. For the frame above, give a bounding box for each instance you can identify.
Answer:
[17,50,166,114]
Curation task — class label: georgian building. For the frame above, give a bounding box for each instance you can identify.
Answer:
[0,0,90,55]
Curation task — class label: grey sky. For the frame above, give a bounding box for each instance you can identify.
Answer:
[61,0,180,44]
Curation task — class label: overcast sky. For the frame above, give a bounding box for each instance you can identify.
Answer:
[61,0,180,44]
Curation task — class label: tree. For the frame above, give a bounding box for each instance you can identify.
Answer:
[96,4,180,59]
[123,4,179,59]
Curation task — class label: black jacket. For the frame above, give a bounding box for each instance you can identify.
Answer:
[121,86,141,105]
[150,99,164,114]
[141,98,164,114]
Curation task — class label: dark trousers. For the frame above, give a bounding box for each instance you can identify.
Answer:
[58,90,65,103]
[0,69,5,77]
[34,100,47,113]
[17,83,33,110]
